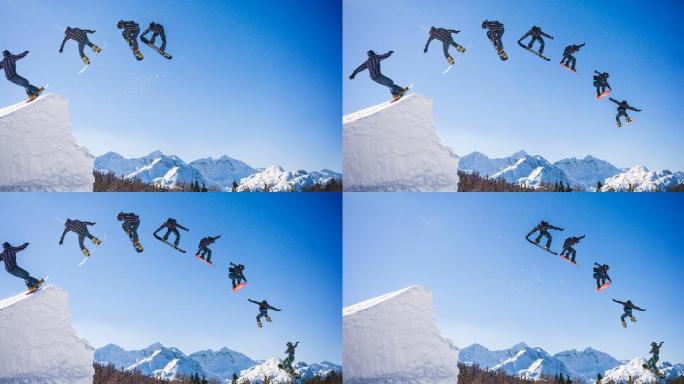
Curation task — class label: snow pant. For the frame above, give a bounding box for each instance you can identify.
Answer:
[123,32,139,51]
[148,32,167,51]
[372,74,404,96]
[561,246,576,261]
[77,41,95,58]
[527,36,545,54]
[616,110,628,123]
[7,266,39,288]
[594,81,610,97]
[7,74,39,96]
[256,310,270,322]
[594,272,610,288]
[198,247,212,262]
[442,41,463,59]
[646,356,659,370]
[162,228,180,246]
[123,222,140,243]
[562,55,576,70]
[77,233,96,250]
[229,272,244,288]
[535,230,552,248]
[282,355,295,371]
[488,31,504,51]
[621,310,635,322]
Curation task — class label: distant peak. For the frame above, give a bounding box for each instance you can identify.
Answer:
[145,150,164,158]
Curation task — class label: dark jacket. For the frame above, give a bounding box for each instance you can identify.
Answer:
[350,51,393,79]
[0,51,28,79]
[424,27,459,50]
[563,235,585,248]
[61,219,94,241]
[563,43,584,56]
[199,235,221,249]
[1,243,28,271]
[60,27,94,50]
[249,299,281,312]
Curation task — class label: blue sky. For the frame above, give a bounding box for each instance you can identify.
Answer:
[344,193,684,362]
[0,0,341,171]
[0,193,342,364]
[343,0,684,171]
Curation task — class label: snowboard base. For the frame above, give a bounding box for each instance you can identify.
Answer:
[560,63,577,74]
[232,282,247,293]
[78,235,107,266]
[597,90,612,100]
[526,238,558,255]
[596,282,611,292]
[519,43,550,61]
[559,255,578,265]
[143,41,172,59]
[155,235,186,253]
[195,255,215,267]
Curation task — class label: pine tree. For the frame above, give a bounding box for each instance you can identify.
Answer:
[596,180,603,192]
[559,372,565,383]
[232,372,239,384]
[263,182,271,192]
[201,182,208,192]
[232,180,238,192]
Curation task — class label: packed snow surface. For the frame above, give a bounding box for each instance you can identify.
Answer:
[0,94,94,191]
[343,94,460,191]
[343,285,460,383]
[0,285,94,384]
[601,166,683,191]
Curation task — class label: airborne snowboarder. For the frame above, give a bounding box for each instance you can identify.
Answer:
[117,20,143,60]
[278,341,300,377]
[153,218,188,250]
[1,242,44,293]
[609,98,642,127]
[593,262,612,290]
[248,298,282,328]
[229,262,247,290]
[612,299,645,328]
[560,235,585,263]
[59,218,102,257]
[0,50,44,101]
[560,43,584,72]
[58,27,101,65]
[526,221,563,251]
[196,235,221,264]
[117,212,143,252]
[141,22,172,59]
[518,26,554,60]
[349,50,410,101]
[423,26,466,65]
[643,341,665,378]
[482,20,507,60]
[593,71,612,99]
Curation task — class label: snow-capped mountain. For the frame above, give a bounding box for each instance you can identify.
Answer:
[554,347,621,380]
[491,347,577,380]
[94,151,341,191]
[604,358,684,383]
[457,150,683,191]
[459,342,529,369]
[94,343,339,382]
[236,166,341,192]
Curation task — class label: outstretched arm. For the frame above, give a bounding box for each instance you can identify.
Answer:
[628,106,642,112]
[549,225,563,231]
[178,224,189,231]
[14,51,29,60]
[612,299,625,305]
[13,243,29,252]
[59,35,69,52]
[608,98,619,104]
[248,299,260,305]
[423,36,434,53]
[85,29,96,34]
[634,306,645,311]
[578,235,585,240]
[525,226,538,239]
[541,31,554,39]
[377,51,394,61]
[269,305,282,311]
[518,31,531,43]
[153,225,164,237]
[578,43,585,48]
[59,228,69,244]
[85,221,96,226]
[141,27,151,39]
[349,62,367,79]
[212,235,221,241]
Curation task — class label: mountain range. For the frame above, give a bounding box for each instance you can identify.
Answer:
[458,342,684,383]
[457,151,684,191]
[94,342,340,383]
[94,151,341,192]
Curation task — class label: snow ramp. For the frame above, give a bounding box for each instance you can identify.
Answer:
[343,93,459,191]
[0,94,94,191]
[0,285,94,384]
[343,285,460,384]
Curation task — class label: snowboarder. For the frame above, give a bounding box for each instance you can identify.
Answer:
[229,262,247,290]
[117,20,143,60]
[248,298,281,328]
[59,218,102,257]
[518,26,554,59]
[58,27,101,65]
[1,50,44,100]
[593,263,612,290]
[643,341,665,377]
[423,26,466,65]
[560,43,584,72]
[349,50,410,101]
[612,299,645,328]
[153,218,188,248]
[593,71,612,99]
[278,341,300,377]
[526,221,563,250]
[117,212,143,252]
[140,22,171,59]
[1,242,44,293]
[560,235,585,263]
[609,98,642,127]
[482,20,507,60]
[196,235,221,264]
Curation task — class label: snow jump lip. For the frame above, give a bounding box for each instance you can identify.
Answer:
[0,92,51,118]
[342,92,416,124]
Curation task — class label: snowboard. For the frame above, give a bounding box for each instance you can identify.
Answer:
[26,84,48,103]
[486,36,508,61]
[278,364,300,378]
[518,43,550,61]
[596,89,612,100]
[559,62,577,74]
[79,43,107,74]
[390,84,413,103]
[78,235,107,267]
[154,235,186,253]
[642,363,666,378]
[232,282,247,293]
[142,40,172,59]
[26,276,49,295]
[443,43,472,74]
[596,282,612,292]
[526,238,558,255]
[195,255,215,267]
[559,255,578,266]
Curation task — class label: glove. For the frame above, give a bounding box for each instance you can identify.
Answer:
[349,75,355,80]
[389,50,394,55]
[59,240,63,245]
[59,49,63,53]
[423,48,427,53]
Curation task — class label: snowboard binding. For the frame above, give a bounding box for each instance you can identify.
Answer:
[27,278,46,294]
[82,248,90,257]
[447,56,455,65]
[82,56,90,65]
[91,237,102,245]
[257,320,263,328]
[92,45,102,53]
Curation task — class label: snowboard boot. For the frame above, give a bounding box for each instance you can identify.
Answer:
[456,45,466,53]
[626,116,632,124]
[617,121,622,128]
[92,45,101,53]
[630,315,637,323]
[27,279,45,294]
[82,248,90,257]
[91,237,102,245]
[257,320,263,328]
[134,49,144,61]
[266,315,272,323]
[82,56,90,65]
[621,319,627,328]
[447,56,455,65]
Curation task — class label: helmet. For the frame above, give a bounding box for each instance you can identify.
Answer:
[651,342,658,346]
[2,242,10,249]
[117,20,124,29]
[117,212,124,220]
[481,20,488,29]
[367,50,376,57]
[2,50,10,57]
[66,218,72,224]
[430,26,436,31]
[66,26,72,31]
[541,220,548,226]
[287,342,293,346]
[261,300,268,305]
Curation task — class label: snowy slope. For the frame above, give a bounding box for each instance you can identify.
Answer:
[601,166,684,192]
[553,348,621,380]
[343,285,460,384]
[237,358,341,384]
[126,346,204,380]
[0,93,94,191]
[492,347,577,380]
[553,156,621,190]
[236,166,341,192]
[0,285,94,384]
[94,151,164,177]
[459,342,528,369]
[188,156,256,189]
[459,151,529,177]
[604,358,684,383]
[492,155,570,188]
[343,93,460,191]
[94,342,164,369]
[188,347,256,381]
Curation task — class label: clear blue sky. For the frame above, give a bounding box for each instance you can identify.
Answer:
[344,0,684,171]
[0,193,341,364]
[344,193,684,362]
[0,0,341,172]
